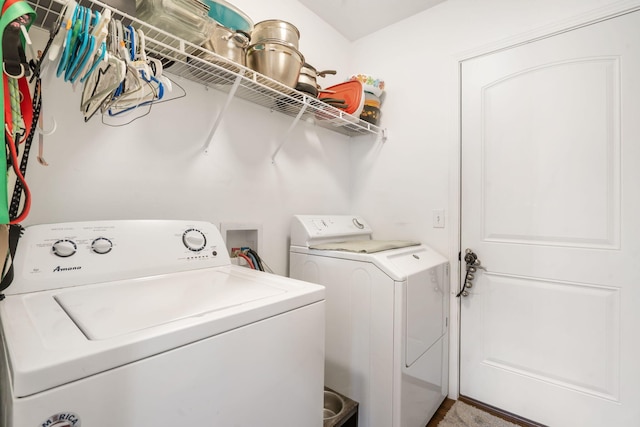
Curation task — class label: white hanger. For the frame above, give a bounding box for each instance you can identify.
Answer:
[47,0,77,63]
[81,52,126,121]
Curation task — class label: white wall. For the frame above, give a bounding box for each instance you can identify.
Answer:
[23,0,355,276]
[23,0,631,276]
[348,0,633,258]
[347,0,636,398]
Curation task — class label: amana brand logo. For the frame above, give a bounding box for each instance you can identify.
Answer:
[39,412,81,427]
[53,266,82,273]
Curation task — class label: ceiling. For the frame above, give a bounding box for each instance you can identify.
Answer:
[298,0,447,41]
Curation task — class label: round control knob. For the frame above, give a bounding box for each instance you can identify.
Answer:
[52,239,77,258]
[353,218,365,229]
[91,237,113,254]
[182,229,206,252]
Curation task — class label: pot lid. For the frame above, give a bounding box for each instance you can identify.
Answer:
[319,81,364,115]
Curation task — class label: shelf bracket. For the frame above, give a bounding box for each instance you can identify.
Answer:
[271,98,309,164]
[380,128,388,143]
[203,70,245,154]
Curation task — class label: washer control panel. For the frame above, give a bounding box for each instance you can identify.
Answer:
[7,220,230,295]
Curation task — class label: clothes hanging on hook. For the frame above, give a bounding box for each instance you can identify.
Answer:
[1,0,35,225]
[0,0,36,292]
[2,15,29,78]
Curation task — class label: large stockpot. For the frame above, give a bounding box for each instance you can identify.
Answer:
[252,20,300,49]
[246,39,304,88]
[202,24,250,66]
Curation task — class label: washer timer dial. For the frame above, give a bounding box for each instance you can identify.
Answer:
[52,239,77,258]
[182,229,207,252]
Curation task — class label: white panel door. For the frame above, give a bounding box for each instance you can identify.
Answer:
[460,11,640,427]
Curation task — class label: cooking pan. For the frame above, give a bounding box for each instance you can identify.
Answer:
[295,62,336,97]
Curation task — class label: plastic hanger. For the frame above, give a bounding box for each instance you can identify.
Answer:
[107,64,147,112]
[148,56,172,93]
[70,9,102,83]
[130,28,153,84]
[81,53,125,121]
[69,32,95,82]
[108,21,148,107]
[141,70,164,99]
[77,17,169,120]
[78,9,111,83]
[107,77,149,116]
[55,4,80,77]
[79,41,106,83]
[81,19,126,120]
[125,25,135,61]
[136,29,166,99]
[64,6,92,81]
[47,0,77,63]
[111,19,131,98]
[106,60,145,109]
[108,17,120,58]
[114,28,165,113]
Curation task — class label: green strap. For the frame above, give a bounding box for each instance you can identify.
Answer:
[0,0,35,224]
[9,76,23,137]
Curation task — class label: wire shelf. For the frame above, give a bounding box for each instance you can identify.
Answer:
[26,0,384,138]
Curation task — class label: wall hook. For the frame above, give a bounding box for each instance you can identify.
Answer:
[37,116,57,136]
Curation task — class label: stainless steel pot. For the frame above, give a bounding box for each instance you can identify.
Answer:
[296,62,336,97]
[252,20,300,49]
[246,39,304,88]
[202,24,250,66]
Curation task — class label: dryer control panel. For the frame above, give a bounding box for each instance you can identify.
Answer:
[7,220,231,295]
[290,215,373,247]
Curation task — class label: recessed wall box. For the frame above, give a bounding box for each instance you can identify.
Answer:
[219,222,263,258]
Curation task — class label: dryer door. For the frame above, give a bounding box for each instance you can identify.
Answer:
[405,264,447,366]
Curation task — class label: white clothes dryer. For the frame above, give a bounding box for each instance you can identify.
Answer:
[289,215,449,427]
[0,220,325,427]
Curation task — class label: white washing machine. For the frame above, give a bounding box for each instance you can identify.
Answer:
[289,215,449,427]
[0,220,325,427]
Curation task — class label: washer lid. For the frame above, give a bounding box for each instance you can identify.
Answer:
[55,270,285,340]
[0,266,324,398]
